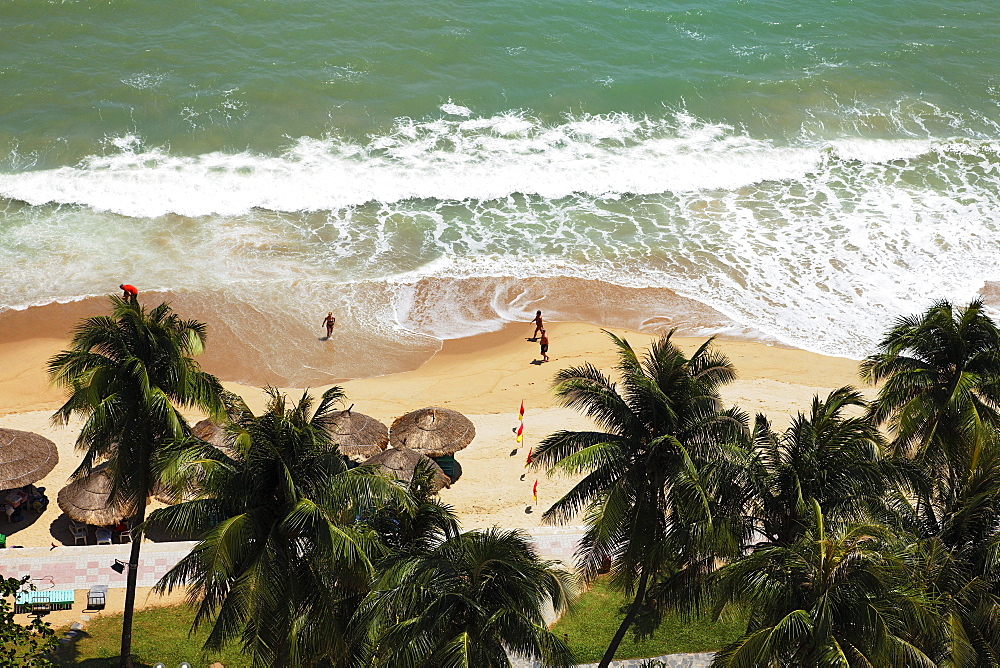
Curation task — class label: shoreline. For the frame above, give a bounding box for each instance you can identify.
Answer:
[0,296,860,418]
[0,274,787,397]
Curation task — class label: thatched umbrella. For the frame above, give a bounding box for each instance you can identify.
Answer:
[152,419,235,504]
[192,419,226,447]
[0,427,58,489]
[57,465,135,526]
[190,418,240,460]
[338,444,384,465]
[361,447,450,492]
[326,407,389,449]
[389,407,476,457]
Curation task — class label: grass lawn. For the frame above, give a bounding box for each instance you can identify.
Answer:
[551,578,746,664]
[53,604,249,667]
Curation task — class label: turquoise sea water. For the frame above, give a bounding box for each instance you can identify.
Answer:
[2,0,999,383]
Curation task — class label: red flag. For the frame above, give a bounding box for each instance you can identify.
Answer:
[519,400,525,421]
[532,479,538,504]
[525,447,533,467]
[516,422,524,443]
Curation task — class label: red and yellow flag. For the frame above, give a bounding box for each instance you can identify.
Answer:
[532,479,538,505]
[519,400,525,421]
[525,447,533,468]
[516,422,524,443]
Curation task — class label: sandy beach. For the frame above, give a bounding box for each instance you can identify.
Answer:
[0,313,865,548]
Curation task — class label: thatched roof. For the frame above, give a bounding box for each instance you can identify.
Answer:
[361,447,450,492]
[192,419,239,459]
[389,407,476,457]
[192,419,225,447]
[57,465,135,526]
[0,427,58,489]
[338,444,384,464]
[152,419,236,504]
[326,409,389,449]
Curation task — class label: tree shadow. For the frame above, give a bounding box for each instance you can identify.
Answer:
[52,629,155,667]
[142,521,203,543]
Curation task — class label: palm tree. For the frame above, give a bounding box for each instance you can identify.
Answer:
[889,443,1000,663]
[364,461,461,559]
[150,386,410,667]
[860,299,1000,663]
[711,503,941,667]
[738,387,904,547]
[48,296,223,668]
[357,528,575,667]
[532,331,748,667]
[861,298,1000,486]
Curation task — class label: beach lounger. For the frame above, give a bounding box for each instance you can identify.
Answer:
[87,584,108,610]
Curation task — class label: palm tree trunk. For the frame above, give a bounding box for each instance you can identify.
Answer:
[119,499,147,668]
[597,566,650,668]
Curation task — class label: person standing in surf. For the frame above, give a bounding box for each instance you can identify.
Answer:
[539,329,549,362]
[119,284,138,302]
[322,312,336,339]
[530,310,543,340]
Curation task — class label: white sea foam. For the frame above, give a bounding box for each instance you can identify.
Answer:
[2,110,1000,363]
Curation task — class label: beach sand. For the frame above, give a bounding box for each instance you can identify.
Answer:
[0,317,865,547]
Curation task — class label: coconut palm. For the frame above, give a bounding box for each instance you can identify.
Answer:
[357,528,575,668]
[47,296,223,668]
[890,444,1000,664]
[739,387,905,547]
[711,503,941,667]
[364,460,461,559]
[860,299,1000,663]
[150,387,410,667]
[861,298,1000,487]
[532,331,748,667]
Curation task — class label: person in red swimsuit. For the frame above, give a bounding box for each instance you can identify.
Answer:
[119,284,138,301]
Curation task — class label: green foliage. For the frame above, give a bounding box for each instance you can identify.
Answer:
[0,576,58,667]
[534,330,748,666]
[357,528,576,668]
[47,296,224,668]
[551,577,745,663]
[150,386,410,667]
[711,505,940,667]
[734,387,907,547]
[862,298,1000,482]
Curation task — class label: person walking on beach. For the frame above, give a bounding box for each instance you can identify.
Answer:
[530,310,543,340]
[322,312,336,339]
[539,329,549,362]
[119,284,138,301]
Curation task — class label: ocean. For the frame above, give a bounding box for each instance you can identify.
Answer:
[2,0,999,385]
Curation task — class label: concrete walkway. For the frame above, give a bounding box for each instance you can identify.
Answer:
[0,526,587,592]
[0,540,198,590]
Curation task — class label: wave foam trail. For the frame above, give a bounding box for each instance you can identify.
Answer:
[0,111,909,218]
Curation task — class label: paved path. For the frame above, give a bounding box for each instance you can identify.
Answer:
[0,540,198,590]
[0,526,586,592]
